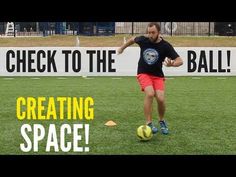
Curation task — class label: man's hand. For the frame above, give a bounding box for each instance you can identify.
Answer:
[117,47,124,55]
[163,58,174,67]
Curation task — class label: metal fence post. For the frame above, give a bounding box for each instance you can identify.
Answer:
[208,22,211,36]
[132,22,134,35]
[14,22,16,37]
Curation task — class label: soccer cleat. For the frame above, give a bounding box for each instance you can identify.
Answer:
[159,120,169,135]
[147,122,158,134]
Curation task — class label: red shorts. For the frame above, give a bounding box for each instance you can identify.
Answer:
[137,73,165,91]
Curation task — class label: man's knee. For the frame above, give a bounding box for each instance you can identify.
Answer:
[146,91,155,98]
[157,96,165,103]
[156,92,165,103]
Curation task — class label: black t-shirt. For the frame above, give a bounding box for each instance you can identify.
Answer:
[134,36,179,77]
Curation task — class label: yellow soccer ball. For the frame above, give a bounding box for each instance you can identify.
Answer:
[137,125,153,141]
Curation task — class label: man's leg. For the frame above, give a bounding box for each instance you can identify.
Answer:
[137,74,158,133]
[144,86,155,124]
[155,90,168,135]
[144,86,158,134]
[155,90,165,121]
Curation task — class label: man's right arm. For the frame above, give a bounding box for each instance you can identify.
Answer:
[117,37,136,54]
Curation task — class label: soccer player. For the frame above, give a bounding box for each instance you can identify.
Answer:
[117,22,183,135]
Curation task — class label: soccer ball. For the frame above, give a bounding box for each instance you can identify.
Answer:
[137,125,153,141]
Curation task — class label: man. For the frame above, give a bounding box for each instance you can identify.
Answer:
[117,22,183,135]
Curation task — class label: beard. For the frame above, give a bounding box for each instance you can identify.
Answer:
[149,35,159,43]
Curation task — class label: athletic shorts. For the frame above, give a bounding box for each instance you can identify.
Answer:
[137,73,165,91]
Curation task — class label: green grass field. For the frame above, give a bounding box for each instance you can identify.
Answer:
[1,76,236,155]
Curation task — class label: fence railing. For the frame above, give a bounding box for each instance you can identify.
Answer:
[0,22,235,36]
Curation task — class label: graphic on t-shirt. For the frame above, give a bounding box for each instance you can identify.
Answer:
[143,48,159,65]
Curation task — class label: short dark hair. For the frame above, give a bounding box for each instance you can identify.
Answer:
[147,22,160,32]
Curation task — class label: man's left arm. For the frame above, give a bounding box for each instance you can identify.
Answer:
[164,57,183,67]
